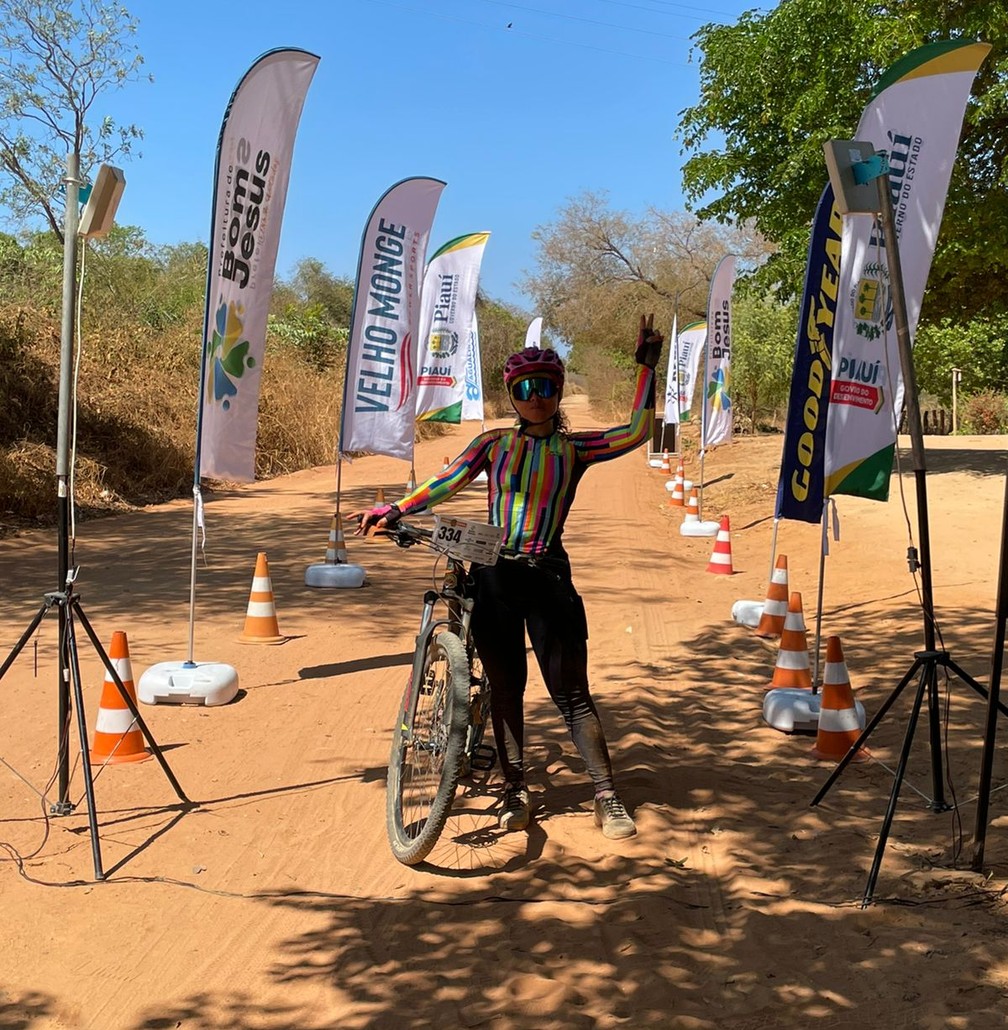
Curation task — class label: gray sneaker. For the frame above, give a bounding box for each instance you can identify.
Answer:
[594,794,637,839]
[499,783,530,831]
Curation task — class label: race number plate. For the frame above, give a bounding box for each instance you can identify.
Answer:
[431,515,504,564]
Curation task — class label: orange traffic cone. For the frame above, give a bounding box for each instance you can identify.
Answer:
[325,513,348,564]
[811,636,870,762]
[767,592,812,690]
[659,450,670,474]
[90,631,151,765]
[667,477,685,507]
[666,455,684,491]
[706,515,733,574]
[682,486,700,524]
[755,555,790,638]
[366,487,390,538]
[238,552,286,644]
[323,514,338,564]
[442,455,451,471]
[333,514,349,563]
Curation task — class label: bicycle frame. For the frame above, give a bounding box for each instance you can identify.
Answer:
[403,553,476,718]
[385,517,535,863]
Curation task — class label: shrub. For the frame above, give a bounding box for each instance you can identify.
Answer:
[913,314,1008,402]
[959,391,1008,434]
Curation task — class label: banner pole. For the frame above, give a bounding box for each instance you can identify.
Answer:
[697,449,706,523]
[768,517,780,585]
[671,309,681,454]
[812,499,828,693]
[660,295,679,454]
[184,488,201,665]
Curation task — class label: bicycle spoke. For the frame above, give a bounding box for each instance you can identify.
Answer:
[386,631,471,864]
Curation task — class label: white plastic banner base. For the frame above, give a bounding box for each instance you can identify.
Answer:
[763,688,866,735]
[305,562,367,588]
[139,661,239,707]
[731,599,763,628]
[681,520,720,537]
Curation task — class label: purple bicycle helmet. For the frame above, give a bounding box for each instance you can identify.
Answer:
[503,347,565,390]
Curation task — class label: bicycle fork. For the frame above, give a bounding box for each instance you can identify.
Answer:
[403,590,442,714]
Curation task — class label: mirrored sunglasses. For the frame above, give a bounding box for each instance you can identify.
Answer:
[511,376,559,402]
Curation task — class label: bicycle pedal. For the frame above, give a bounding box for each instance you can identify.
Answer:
[468,743,496,771]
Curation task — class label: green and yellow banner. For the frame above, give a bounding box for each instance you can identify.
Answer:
[824,40,990,499]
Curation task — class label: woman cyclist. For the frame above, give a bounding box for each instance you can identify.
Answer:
[356,314,663,839]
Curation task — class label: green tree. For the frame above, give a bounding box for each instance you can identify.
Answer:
[280,257,355,326]
[0,227,62,306]
[269,258,356,371]
[0,0,148,241]
[473,293,530,415]
[522,191,769,413]
[92,233,208,332]
[912,313,1008,402]
[268,304,348,373]
[730,294,797,433]
[678,1,1008,321]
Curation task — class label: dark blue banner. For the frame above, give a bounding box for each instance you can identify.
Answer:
[775,183,842,523]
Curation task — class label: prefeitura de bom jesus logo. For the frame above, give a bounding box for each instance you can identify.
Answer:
[206,298,254,411]
[206,135,272,410]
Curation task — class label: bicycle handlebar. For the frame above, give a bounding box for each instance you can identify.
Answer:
[379,517,541,565]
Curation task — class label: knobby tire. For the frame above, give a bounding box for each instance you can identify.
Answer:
[386,631,470,865]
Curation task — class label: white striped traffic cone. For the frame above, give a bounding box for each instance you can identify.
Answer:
[755,555,790,638]
[766,592,811,690]
[706,515,734,574]
[331,514,348,564]
[238,552,286,644]
[366,488,387,537]
[90,631,151,765]
[665,455,685,492]
[682,486,699,525]
[323,514,339,564]
[811,636,869,762]
[667,477,685,507]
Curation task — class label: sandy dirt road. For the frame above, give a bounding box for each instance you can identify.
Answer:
[2,396,1008,1028]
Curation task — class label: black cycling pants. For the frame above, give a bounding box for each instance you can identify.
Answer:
[470,559,615,795]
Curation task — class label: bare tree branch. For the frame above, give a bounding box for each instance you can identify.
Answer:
[0,0,148,241]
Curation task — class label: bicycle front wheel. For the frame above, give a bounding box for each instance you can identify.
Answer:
[386,630,470,865]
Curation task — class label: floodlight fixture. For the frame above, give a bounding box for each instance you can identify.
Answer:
[78,164,125,239]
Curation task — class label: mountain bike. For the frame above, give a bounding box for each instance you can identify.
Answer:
[381,515,509,866]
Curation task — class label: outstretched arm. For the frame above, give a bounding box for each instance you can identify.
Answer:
[572,314,663,464]
[352,431,498,534]
[397,433,495,513]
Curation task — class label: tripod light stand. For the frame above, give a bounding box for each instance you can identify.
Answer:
[0,571,190,879]
[0,156,188,879]
[810,141,1008,907]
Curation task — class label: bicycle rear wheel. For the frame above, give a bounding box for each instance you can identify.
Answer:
[386,630,470,865]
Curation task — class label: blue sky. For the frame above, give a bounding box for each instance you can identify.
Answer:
[103,0,764,312]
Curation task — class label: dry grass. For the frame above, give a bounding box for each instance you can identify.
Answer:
[0,303,461,535]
